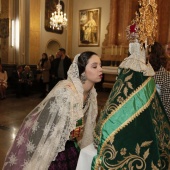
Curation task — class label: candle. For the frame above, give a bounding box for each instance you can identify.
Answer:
[120,46,122,56]
[115,46,117,56]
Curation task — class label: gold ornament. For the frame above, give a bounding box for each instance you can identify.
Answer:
[126,0,158,50]
[137,0,158,47]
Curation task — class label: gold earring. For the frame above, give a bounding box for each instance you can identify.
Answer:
[80,73,86,84]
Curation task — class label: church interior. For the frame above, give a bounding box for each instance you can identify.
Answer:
[0,0,170,169]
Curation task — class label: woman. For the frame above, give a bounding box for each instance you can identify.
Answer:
[149,42,170,120]
[0,64,8,99]
[37,53,51,98]
[3,51,102,170]
[149,42,168,95]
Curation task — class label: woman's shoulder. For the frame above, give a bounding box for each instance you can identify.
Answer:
[52,80,77,96]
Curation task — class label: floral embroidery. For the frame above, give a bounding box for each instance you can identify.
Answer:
[32,121,39,133]
[101,140,158,169]
[16,134,25,147]
[8,153,18,165]
[120,148,127,155]
[26,141,36,154]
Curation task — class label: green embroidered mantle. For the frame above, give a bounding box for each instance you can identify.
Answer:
[92,69,170,170]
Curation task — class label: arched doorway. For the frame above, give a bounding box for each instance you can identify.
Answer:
[45,40,60,57]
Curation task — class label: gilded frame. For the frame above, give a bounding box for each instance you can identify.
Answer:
[79,8,101,47]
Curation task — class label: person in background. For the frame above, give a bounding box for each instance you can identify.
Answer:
[22,65,34,96]
[50,48,72,87]
[37,53,51,98]
[3,51,103,170]
[49,54,56,91]
[160,66,170,121]
[149,42,168,95]
[165,42,170,58]
[12,65,24,98]
[49,54,55,63]
[0,64,8,99]
[149,42,170,120]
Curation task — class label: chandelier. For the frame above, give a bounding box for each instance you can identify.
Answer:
[50,0,68,30]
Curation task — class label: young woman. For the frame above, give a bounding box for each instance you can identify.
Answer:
[149,42,170,120]
[37,53,51,98]
[0,64,8,99]
[3,51,102,170]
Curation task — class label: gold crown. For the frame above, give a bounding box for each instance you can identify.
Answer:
[126,20,139,42]
[127,0,158,48]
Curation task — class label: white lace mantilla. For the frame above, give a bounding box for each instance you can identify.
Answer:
[3,54,98,170]
[119,41,155,76]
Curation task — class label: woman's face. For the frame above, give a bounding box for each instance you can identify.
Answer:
[85,55,103,84]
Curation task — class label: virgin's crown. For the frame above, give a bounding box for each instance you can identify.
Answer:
[126,0,158,48]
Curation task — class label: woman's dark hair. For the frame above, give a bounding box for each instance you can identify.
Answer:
[149,42,167,71]
[77,51,97,75]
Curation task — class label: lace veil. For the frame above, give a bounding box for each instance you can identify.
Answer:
[119,40,155,76]
[3,54,98,170]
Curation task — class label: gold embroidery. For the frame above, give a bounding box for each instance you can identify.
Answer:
[137,0,158,48]
[93,76,154,142]
[151,95,170,168]
[101,141,156,169]
[101,77,154,138]
[94,77,156,169]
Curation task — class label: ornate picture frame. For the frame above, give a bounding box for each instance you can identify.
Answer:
[45,0,65,34]
[79,8,101,47]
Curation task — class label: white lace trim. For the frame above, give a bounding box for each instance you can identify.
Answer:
[119,42,155,76]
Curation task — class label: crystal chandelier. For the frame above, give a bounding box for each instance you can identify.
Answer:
[50,0,68,30]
